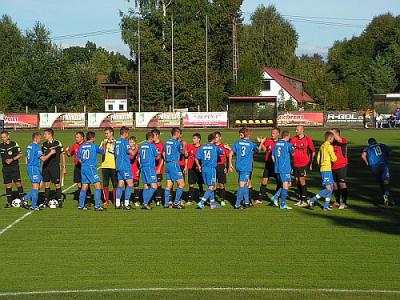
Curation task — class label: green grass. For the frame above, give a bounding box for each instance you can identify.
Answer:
[0,128,399,299]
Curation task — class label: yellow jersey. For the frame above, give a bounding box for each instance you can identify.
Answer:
[317,141,337,172]
[100,139,116,169]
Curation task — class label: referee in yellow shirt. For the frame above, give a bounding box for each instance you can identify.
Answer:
[100,127,117,208]
[309,131,337,210]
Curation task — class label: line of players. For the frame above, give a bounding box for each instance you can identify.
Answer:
[0,125,393,210]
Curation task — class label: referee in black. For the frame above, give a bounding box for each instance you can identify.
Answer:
[0,131,25,208]
[42,128,66,208]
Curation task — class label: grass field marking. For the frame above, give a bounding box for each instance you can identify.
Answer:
[1,287,400,297]
[0,211,33,238]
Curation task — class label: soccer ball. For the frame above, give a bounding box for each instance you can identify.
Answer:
[48,199,59,209]
[11,199,22,208]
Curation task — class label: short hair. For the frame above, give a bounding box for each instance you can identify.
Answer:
[331,128,340,135]
[151,128,161,136]
[368,138,377,145]
[129,136,137,142]
[214,131,222,137]
[104,127,114,133]
[239,127,250,137]
[208,133,216,142]
[120,126,129,135]
[44,128,54,137]
[271,127,281,133]
[0,131,9,136]
[146,132,154,140]
[32,132,41,140]
[171,127,182,136]
[325,131,334,140]
[86,131,96,141]
[193,133,201,140]
[281,131,290,138]
[76,131,84,138]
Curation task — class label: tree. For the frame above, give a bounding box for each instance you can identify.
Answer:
[363,56,398,94]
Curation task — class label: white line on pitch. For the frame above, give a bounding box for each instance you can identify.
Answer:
[0,287,400,297]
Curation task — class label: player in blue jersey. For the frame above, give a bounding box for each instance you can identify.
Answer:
[361,138,393,206]
[195,133,224,210]
[115,126,137,210]
[139,132,160,210]
[163,128,185,209]
[229,128,259,209]
[77,132,105,211]
[271,131,294,210]
[23,132,55,210]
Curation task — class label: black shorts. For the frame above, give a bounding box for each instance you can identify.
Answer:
[216,165,227,184]
[262,162,276,179]
[42,165,60,184]
[188,169,203,185]
[102,168,117,188]
[293,166,307,178]
[332,167,347,183]
[157,174,163,183]
[2,167,21,184]
[73,165,82,184]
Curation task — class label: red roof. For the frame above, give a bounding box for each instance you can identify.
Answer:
[228,96,276,102]
[263,67,313,103]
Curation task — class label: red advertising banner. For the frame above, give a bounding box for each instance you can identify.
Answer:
[277,112,324,127]
[5,114,38,129]
[182,112,228,127]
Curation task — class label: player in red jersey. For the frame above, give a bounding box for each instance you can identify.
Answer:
[331,128,349,209]
[214,131,230,206]
[151,129,164,206]
[290,126,316,206]
[186,133,204,205]
[257,127,280,204]
[129,136,141,207]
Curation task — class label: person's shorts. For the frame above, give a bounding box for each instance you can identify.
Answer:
[81,166,101,184]
[293,166,307,178]
[321,171,334,186]
[2,167,21,184]
[188,168,203,185]
[216,165,227,184]
[102,168,117,187]
[278,172,291,183]
[73,165,82,183]
[202,167,217,186]
[371,164,390,182]
[262,162,276,178]
[42,165,60,184]
[166,162,184,182]
[27,166,41,184]
[117,169,133,181]
[237,171,252,183]
[141,166,158,185]
[332,167,347,183]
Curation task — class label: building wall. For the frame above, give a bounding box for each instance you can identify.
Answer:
[260,71,297,107]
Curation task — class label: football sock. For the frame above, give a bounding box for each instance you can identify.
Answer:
[235,187,244,207]
[86,187,92,206]
[301,185,308,202]
[334,189,341,203]
[31,189,39,209]
[324,197,331,209]
[341,188,348,204]
[209,190,215,201]
[103,187,109,205]
[79,189,87,208]
[6,188,13,204]
[164,189,171,207]
[155,186,162,202]
[116,186,123,207]
[94,189,102,208]
[220,188,226,201]
[44,188,51,204]
[113,189,117,206]
[24,190,33,202]
[273,188,282,200]
[189,186,195,201]
[199,184,204,195]
[243,186,250,205]
[134,188,140,203]
[249,187,254,202]
[125,186,132,206]
[56,188,62,201]
[384,184,390,196]
[174,187,183,205]
[259,184,267,199]
[280,188,288,208]
[17,186,24,198]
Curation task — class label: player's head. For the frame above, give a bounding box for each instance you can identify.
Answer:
[208,133,216,143]
[295,125,304,135]
[75,131,84,143]
[43,128,54,141]
[104,127,114,139]
[331,128,340,136]
[171,127,182,139]
[271,127,280,140]
[86,131,96,142]
[146,132,154,142]
[151,129,161,141]
[214,131,222,144]
[120,126,130,138]
[368,138,377,145]
[192,133,201,144]
[32,132,41,143]
[129,136,137,146]
[325,131,334,143]
[239,127,251,139]
[0,131,9,143]
[281,131,291,141]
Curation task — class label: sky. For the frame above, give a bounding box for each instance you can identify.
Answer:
[2,0,400,58]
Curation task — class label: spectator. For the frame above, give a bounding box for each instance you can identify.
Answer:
[389,115,396,128]
[375,114,383,128]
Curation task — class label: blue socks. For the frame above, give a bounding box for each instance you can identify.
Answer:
[235,187,245,207]
[280,189,288,208]
[116,186,123,207]
[174,187,183,205]
[124,186,132,206]
[94,189,101,208]
[144,187,156,205]
[243,186,249,205]
[164,189,170,207]
[31,189,39,209]
[79,189,87,208]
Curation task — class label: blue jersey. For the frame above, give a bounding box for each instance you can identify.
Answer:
[363,143,391,167]
[140,142,159,168]
[26,143,43,167]
[115,137,132,170]
[273,139,294,174]
[164,138,183,163]
[78,142,105,168]
[231,139,259,172]
[196,143,223,169]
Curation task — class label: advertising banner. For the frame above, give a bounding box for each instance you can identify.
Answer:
[325,111,364,127]
[182,112,228,127]
[5,114,38,129]
[39,113,85,128]
[135,112,181,128]
[277,112,324,127]
[88,112,134,128]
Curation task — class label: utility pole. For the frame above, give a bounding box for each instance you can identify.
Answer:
[171,15,175,112]
[205,15,209,112]
[137,14,141,112]
[232,15,238,85]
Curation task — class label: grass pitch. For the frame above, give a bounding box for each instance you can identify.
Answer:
[0,128,399,299]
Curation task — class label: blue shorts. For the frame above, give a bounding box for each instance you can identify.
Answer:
[28,166,42,184]
[371,164,390,182]
[117,169,133,181]
[141,167,157,185]
[82,166,101,184]
[278,172,292,183]
[321,171,334,186]
[202,167,217,186]
[237,171,252,183]
[166,162,184,182]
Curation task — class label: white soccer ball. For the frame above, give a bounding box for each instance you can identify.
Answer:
[48,199,59,209]
[11,199,22,208]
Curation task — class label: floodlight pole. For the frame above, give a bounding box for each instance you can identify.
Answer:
[137,14,141,112]
[171,15,175,112]
[205,15,209,112]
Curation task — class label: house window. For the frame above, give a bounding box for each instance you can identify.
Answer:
[108,104,113,111]
[119,104,124,111]
[263,80,271,91]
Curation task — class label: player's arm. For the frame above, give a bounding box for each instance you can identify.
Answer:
[13,143,23,162]
[361,151,369,166]
[228,150,235,173]
[195,150,202,172]
[257,137,266,152]
[96,144,105,155]
[328,145,338,163]
[40,149,56,162]
[65,144,74,157]
[308,137,316,162]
